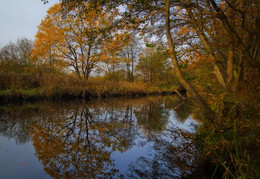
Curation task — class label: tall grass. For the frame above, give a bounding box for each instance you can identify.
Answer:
[197,94,260,178]
[0,71,179,103]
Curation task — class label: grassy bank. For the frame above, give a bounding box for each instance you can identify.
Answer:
[193,91,260,178]
[0,72,182,104]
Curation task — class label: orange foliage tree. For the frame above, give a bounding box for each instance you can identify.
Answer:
[33,3,130,79]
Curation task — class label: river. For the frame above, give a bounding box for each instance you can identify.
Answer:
[0,95,199,178]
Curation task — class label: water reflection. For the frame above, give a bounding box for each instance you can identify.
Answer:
[0,106,35,144]
[0,96,198,178]
[134,98,170,137]
[127,121,199,178]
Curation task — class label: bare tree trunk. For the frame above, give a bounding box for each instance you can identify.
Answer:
[213,64,226,88]
[165,0,215,120]
[226,0,236,91]
[131,48,134,82]
[233,55,243,91]
[126,61,131,81]
[226,46,234,89]
[131,59,134,82]
[254,11,260,64]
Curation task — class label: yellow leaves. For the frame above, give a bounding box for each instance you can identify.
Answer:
[98,32,130,64]
[46,3,62,17]
[176,6,182,11]
[177,26,191,35]
[33,2,131,78]
[127,4,132,11]
[135,18,140,24]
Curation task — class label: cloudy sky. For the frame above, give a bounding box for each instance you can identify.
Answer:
[0,0,59,48]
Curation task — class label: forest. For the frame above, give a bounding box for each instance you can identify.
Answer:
[0,0,259,178]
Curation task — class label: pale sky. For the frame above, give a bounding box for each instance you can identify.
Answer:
[0,0,59,48]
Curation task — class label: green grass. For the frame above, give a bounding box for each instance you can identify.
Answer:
[196,94,260,178]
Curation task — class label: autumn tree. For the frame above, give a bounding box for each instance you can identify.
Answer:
[174,0,260,91]
[33,3,130,79]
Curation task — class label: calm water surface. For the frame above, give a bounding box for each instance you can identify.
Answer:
[0,96,199,178]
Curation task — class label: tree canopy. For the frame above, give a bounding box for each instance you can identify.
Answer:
[33,2,130,79]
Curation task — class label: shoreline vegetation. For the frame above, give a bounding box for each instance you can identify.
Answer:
[0,72,185,104]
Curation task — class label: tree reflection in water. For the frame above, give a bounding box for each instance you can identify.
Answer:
[30,104,137,178]
[127,122,199,178]
[0,105,39,144]
[134,98,170,137]
[127,96,199,178]
[0,96,199,178]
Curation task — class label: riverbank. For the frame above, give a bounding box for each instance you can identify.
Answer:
[193,92,260,178]
[0,72,184,104]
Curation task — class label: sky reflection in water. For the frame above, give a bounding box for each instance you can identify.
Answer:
[0,96,199,178]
